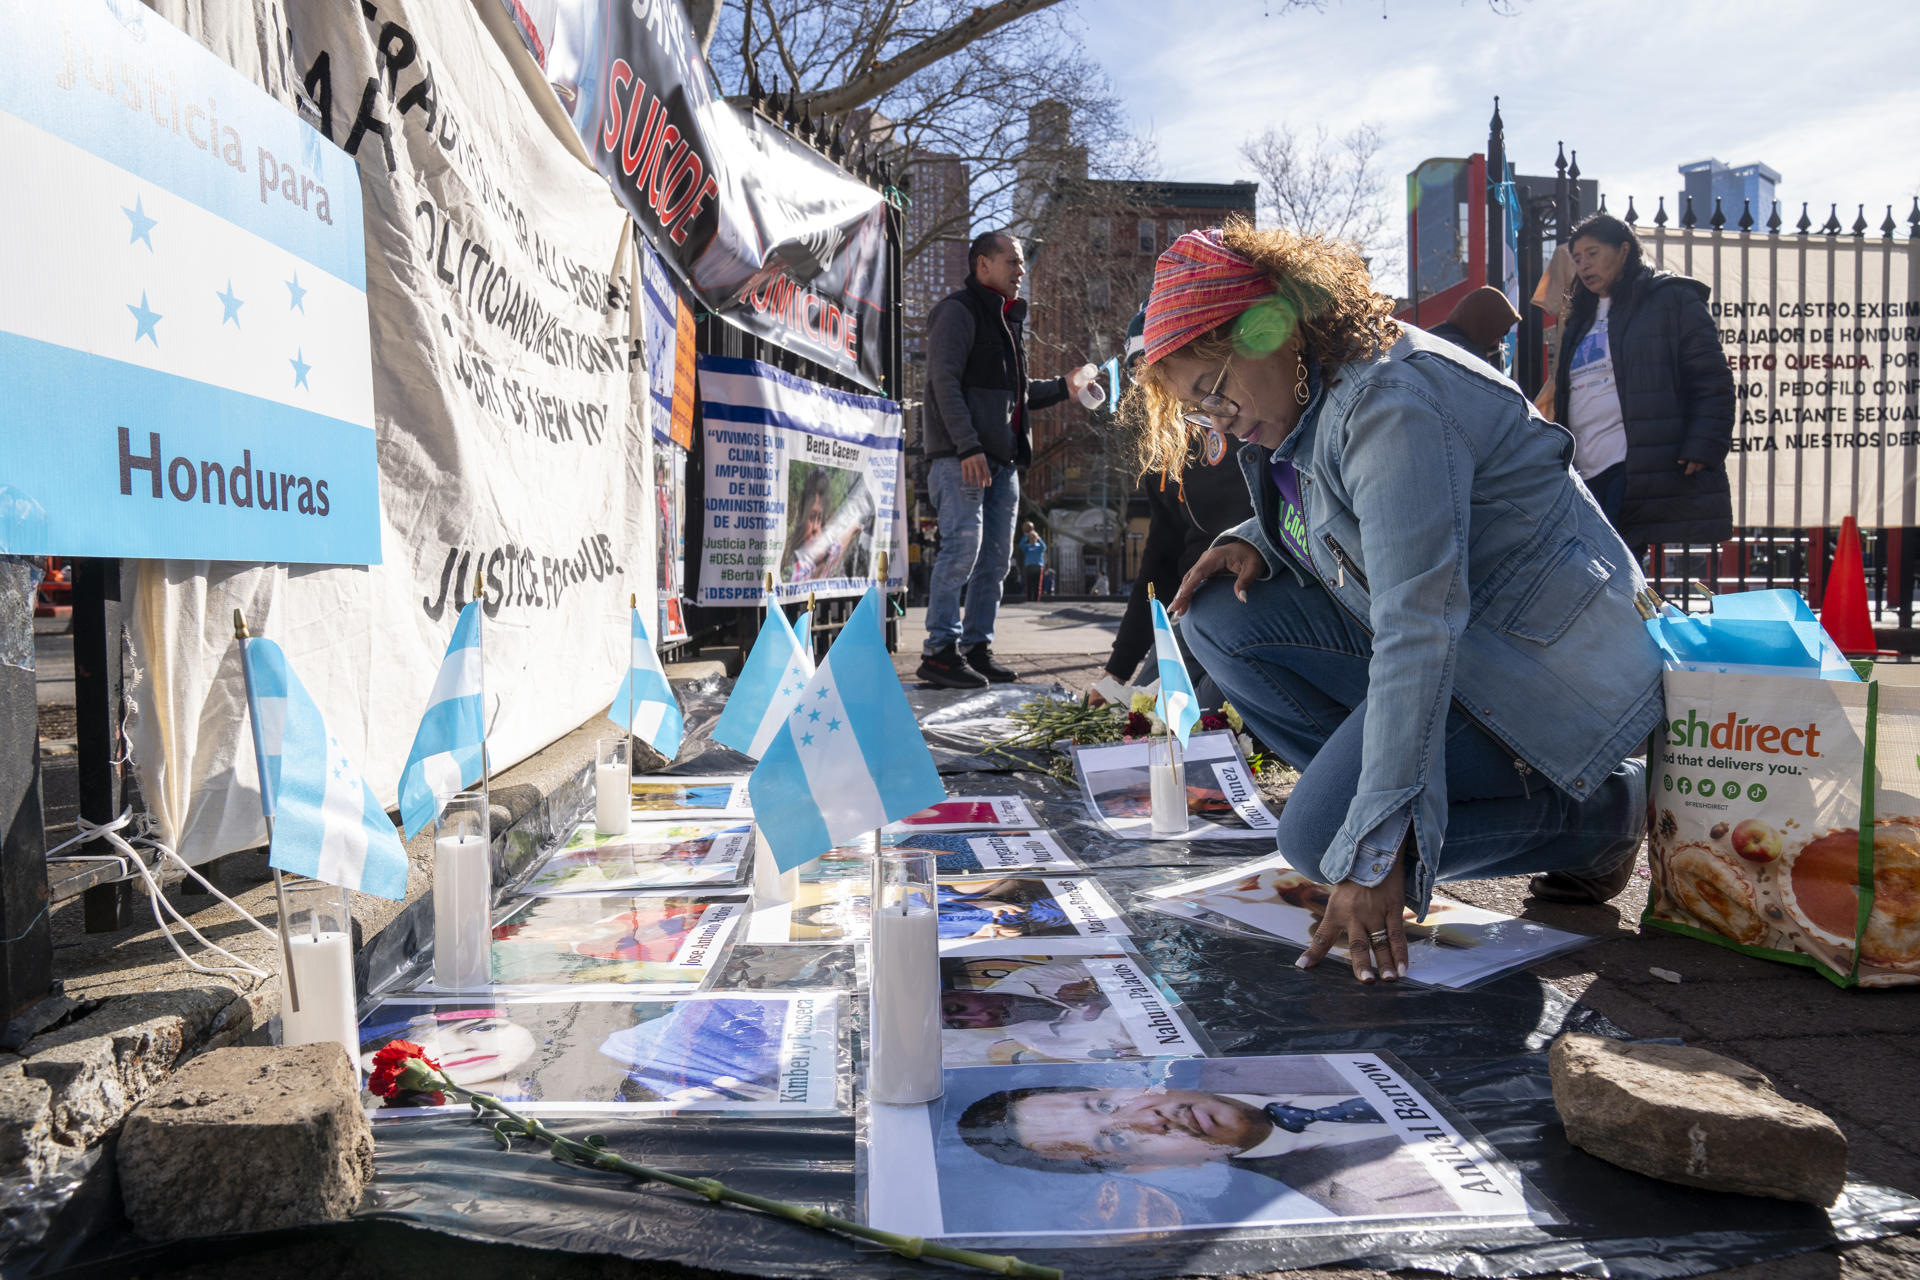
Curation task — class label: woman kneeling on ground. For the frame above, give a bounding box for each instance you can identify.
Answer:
[1136,221,1662,986]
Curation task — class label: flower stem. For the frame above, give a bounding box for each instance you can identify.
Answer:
[430,1077,1062,1280]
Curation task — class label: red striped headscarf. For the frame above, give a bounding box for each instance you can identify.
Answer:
[1142,228,1276,364]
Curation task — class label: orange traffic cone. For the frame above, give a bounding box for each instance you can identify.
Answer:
[1819,516,1877,656]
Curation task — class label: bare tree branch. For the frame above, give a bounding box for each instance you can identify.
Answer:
[1239,120,1398,287]
[686,0,724,55]
[803,0,1069,116]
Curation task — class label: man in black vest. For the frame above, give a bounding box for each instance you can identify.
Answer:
[917,231,1093,688]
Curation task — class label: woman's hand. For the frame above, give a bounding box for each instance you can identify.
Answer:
[1087,687,1109,707]
[1297,853,1409,984]
[1169,541,1264,617]
[1679,460,1705,477]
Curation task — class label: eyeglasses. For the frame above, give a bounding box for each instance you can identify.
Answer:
[1179,357,1238,430]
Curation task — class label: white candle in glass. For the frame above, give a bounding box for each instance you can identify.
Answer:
[751,825,798,906]
[595,737,631,835]
[433,834,491,989]
[867,850,943,1104]
[280,930,358,1060]
[1149,735,1189,835]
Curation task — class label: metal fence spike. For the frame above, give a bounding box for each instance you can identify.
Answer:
[1710,196,1726,230]
[1680,193,1697,229]
[1555,141,1566,175]
[1654,195,1668,227]
[1567,149,1581,182]
[1599,192,1608,212]
[1822,203,1842,235]
[1909,197,1920,237]
[1851,203,1869,236]
[1624,195,1638,225]
[1738,198,1753,232]
[1796,201,1812,234]
[1883,205,1899,238]
[1767,200,1782,233]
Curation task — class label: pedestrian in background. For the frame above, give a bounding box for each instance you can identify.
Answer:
[1019,522,1047,601]
[918,230,1096,688]
[1428,285,1521,371]
[1093,307,1253,706]
[1552,212,1736,554]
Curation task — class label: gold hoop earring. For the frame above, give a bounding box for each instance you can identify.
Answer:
[1293,356,1310,407]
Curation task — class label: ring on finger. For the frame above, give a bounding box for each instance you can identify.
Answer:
[1367,929,1391,947]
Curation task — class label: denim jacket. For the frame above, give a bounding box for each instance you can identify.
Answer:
[1219,324,1663,905]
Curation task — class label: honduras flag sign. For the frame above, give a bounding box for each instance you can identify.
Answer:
[713,606,814,759]
[241,637,408,899]
[396,601,486,838]
[1151,598,1200,746]
[610,606,685,758]
[748,588,945,872]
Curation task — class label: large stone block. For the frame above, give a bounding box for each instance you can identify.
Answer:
[116,1043,374,1240]
[0,1075,58,1183]
[1549,1034,1848,1205]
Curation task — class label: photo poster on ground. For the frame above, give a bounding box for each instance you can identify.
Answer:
[357,991,841,1116]
[937,948,1212,1066]
[713,944,859,992]
[1075,732,1280,841]
[0,2,375,563]
[629,775,753,818]
[121,0,650,861]
[1142,852,1595,990]
[800,830,1080,882]
[884,797,1040,834]
[936,876,1131,956]
[747,877,870,945]
[448,893,746,992]
[516,821,753,895]
[864,1053,1538,1244]
[640,242,693,643]
[697,355,906,606]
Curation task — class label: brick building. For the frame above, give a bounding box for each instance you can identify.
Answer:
[1024,172,1257,592]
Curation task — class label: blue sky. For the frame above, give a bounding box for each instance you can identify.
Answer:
[1076,0,1920,268]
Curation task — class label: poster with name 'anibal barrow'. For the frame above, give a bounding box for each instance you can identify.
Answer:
[698,355,906,605]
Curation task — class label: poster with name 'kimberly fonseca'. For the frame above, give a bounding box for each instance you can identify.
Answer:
[697,355,906,605]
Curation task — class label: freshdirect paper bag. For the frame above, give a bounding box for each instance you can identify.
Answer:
[1645,669,1920,987]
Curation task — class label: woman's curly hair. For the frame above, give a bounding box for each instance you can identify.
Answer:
[1125,218,1398,479]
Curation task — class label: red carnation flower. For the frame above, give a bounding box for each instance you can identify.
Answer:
[1199,712,1228,732]
[1124,711,1150,738]
[368,1039,446,1105]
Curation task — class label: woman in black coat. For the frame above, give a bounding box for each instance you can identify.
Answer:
[1552,213,1736,553]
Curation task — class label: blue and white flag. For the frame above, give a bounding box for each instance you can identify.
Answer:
[1151,598,1200,746]
[241,637,408,900]
[396,601,486,838]
[610,607,685,758]
[713,606,814,759]
[748,588,945,872]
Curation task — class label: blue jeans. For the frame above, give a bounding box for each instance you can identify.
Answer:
[924,456,1019,653]
[1182,570,1644,907]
